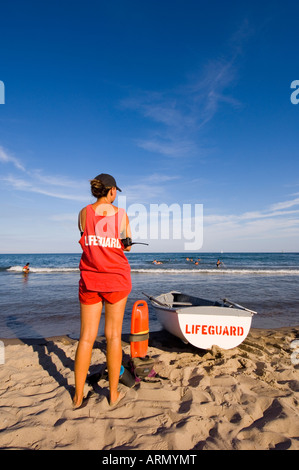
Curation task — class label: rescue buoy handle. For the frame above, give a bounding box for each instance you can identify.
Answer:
[135,300,148,309]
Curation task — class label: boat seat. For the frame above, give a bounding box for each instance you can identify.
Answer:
[172,302,193,306]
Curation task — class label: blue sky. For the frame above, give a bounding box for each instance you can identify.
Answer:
[0,0,299,253]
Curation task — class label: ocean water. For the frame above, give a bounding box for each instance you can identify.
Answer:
[0,252,299,338]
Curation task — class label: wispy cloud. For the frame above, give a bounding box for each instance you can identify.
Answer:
[269,196,299,211]
[121,24,250,159]
[206,193,299,223]
[118,173,181,205]
[135,135,198,158]
[203,196,299,249]
[144,173,180,184]
[2,174,89,202]
[0,147,89,202]
[187,58,242,128]
[0,146,26,171]
[0,147,181,205]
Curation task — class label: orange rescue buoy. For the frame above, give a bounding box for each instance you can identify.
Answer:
[130,300,149,358]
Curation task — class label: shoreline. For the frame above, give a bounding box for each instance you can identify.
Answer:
[1,326,299,450]
[1,324,299,345]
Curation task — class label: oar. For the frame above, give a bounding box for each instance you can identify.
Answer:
[142,292,172,308]
[222,298,257,315]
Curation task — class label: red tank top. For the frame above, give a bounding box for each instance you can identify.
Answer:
[79,204,131,292]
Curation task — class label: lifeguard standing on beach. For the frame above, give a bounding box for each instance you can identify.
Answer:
[73,173,132,409]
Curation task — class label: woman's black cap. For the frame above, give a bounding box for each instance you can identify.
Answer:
[94,173,122,192]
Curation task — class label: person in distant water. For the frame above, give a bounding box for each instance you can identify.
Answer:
[22,263,30,274]
[73,173,132,410]
[152,259,162,265]
[216,259,222,268]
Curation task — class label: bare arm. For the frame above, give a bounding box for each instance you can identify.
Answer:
[120,213,132,252]
[78,207,87,233]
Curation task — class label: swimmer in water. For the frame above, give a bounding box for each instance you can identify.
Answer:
[22,263,30,274]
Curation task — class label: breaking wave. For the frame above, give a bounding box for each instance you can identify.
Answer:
[5,266,299,275]
[6,266,79,273]
[131,268,299,275]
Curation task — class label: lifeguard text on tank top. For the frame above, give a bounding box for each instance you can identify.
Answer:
[83,235,122,248]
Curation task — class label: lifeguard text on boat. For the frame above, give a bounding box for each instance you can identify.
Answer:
[185,324,244,336]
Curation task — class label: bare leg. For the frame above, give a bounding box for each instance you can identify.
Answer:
[73,301,102,408]
[104,296,127,405]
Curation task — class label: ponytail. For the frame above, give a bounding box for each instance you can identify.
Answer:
[90,179,112,199]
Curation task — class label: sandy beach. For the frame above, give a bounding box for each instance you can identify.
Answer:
[0,326,298,451]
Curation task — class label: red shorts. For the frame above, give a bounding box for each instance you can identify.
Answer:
[79,282,130,305]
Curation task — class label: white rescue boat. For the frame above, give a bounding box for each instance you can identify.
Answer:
[143,291,257,350]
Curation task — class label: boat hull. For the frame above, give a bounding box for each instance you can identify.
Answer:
[151,292,254,350]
